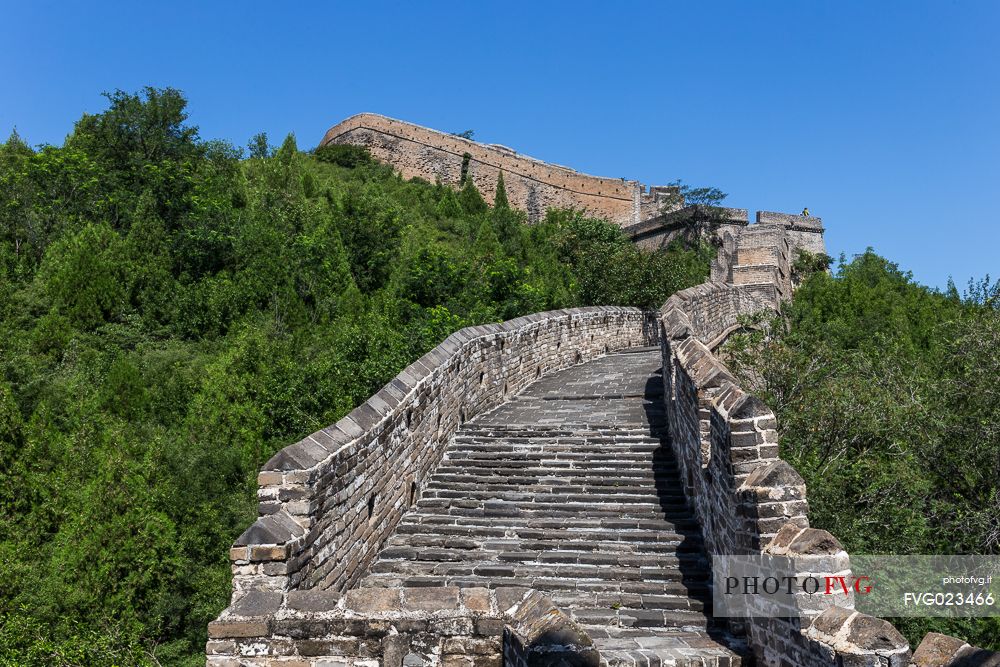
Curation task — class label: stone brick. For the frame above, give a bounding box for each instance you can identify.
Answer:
[345,588,401,613]
[460,588,491,613]
[402,586,460,611]
[207,619,269,639]
[298,637,360,657]
[320,114,666,227]
[286,588,342,612]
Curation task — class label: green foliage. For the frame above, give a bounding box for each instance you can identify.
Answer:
[791,248,832,284]
[0,87,712,665]
[0,610,151,667]
[658,179,728,211]
[458,176,487,214]
[540,210,715,310]
[723,251,1000,649]
[459,152,472,185]
[493,172,509,209]
[313,143,374,168]
[39,222,127,330]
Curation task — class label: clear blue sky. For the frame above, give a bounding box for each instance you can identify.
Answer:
[2,1,997,289]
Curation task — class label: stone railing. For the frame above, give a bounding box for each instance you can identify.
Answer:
[208,585,595,667]
[658,229,913,666]
[210,307,656,663]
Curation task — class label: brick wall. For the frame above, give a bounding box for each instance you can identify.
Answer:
[658,228,912,666]
[756,210,826,258]
[320,113,674,226]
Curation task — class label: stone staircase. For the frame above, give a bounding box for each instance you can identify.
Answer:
[357,349,742,666]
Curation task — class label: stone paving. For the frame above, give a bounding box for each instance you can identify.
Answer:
[357,348,743,666]
[477,348,665,428]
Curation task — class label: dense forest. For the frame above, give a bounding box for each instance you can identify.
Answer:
[0,88,713,666]
[725,253,1000,649]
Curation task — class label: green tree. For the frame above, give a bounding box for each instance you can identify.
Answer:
[493,171,509,209]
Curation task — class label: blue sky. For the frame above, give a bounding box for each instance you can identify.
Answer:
[2,1,997,289]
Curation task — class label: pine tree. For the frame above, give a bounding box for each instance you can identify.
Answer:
[458,177,487,215]
[493,171,509,209]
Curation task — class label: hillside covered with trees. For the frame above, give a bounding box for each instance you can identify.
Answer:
[0,88,714,666]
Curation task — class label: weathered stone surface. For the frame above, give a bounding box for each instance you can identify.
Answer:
[234,510,304,546]
[912,632,1000,666]
[345,587,402,613]
[207,618,269,639]
[788,528,843,556]
[846,613,908,651]
[810,606,854,635]
[286,588,342,612]
[744,460,804,489]
[402,587,460,612]
[229,589,283,618]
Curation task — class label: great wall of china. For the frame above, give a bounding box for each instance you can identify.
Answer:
[206,115,996,667]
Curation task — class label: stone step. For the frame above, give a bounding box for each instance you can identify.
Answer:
[419,488,685,506]
[359,573,710,598]
[428,472,681,487]
[445,447,666,458]
[453,430,664,439]
[453,432,663,440]
[592,633,742,667]
[376,544,707,569]
[425,478,683,492]
[385,532,705,554]
[432,462,679,475]
[366,559,709,585]
[569,608,712,632]
[450,437,665,448]
[397,513,702,533]
[546,590,707,613]
[392,522,703,547]
[443,447,676,466]
[412,497,694,519]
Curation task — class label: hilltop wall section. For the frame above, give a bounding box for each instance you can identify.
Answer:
[320,113,677,226]
[319,115,828,264]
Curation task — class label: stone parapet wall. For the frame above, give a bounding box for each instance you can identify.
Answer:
[660,281,773,349]
[207,586,591,667]
[911,633,999,666]
[321,113,670,225]
[658,227,912,666]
